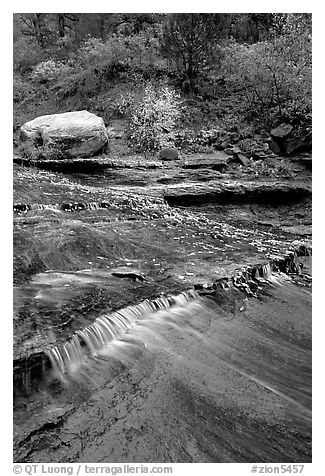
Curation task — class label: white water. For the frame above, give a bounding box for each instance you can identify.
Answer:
[46,290,199,382]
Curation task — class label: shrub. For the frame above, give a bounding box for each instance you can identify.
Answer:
[78,37,115,65]
[128,83,181,152]
[17,142,41,161]
[160,14,227,87]
[221,19,311,127]
[13,76,36,103]
[13,37,45,74]
[30,59,73,84]
[17,141,65,161]
[78,33,164,71]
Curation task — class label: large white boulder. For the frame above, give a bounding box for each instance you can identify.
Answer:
[20,110,109,159]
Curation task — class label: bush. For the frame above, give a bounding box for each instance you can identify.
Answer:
[18,141,65,161]
[13,37,45,74]
[160,14,226,87]
[221,19,311,127]
[78,33,164,71]
[78,36,123,66]
[13,76,36,103]
[30,59,74,84]
[127,83,181,152]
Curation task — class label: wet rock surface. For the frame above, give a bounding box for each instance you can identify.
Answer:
[13,150,311,462]
[14,277,311,463]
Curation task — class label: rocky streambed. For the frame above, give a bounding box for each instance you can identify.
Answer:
[13,152,312,463]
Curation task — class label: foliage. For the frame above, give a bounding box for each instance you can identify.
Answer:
[221,16,311,127]
[240,157,293,178]
[78,36,124,66]
[173,128,216,153]
[160,14,227,86]
[17,142,42,160]
[128,83,182,152]
[78,33,164,71]
[112,91,138,117]
[18,141,65,161]
[13,13,312,149]
[48,33,165,103]
[15,13,53,47]
[229,13,278,43]
[13,37,45,74]
[13,76,36,103]
[30,59,74,84]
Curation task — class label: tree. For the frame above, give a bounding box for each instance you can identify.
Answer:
[160,13,228,89]
[221,13,311,127]
[228,13,281,43]
[56,14,79,38]
[16,13,50,47]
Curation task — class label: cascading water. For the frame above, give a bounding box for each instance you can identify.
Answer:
[260,263,272,279]
[47,334,84,379]
[46,290,199,383]
[17,252,307,397]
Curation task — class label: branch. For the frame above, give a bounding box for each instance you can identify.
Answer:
[65,14,79,22]
[19,17,34,30]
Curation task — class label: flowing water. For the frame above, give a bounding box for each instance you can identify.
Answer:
[14,272,312,463]
[13,164,312,462]
[46,290,198,385]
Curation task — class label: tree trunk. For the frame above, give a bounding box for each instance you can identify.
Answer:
[58,14,65,38]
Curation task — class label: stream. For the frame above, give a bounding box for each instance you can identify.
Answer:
[13,163,312,463]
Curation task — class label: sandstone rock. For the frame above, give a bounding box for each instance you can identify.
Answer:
[269,123,311,156]
[163,180,311,207]
[158,148,180,161]
[282,132,312,155]
[20,110,109,159]
[225,145,242,155]
[234,153,249,167]
[270,123,293,139]
[223,145,249,167]
[182,152,230,172]
[182,160,225,171]
[268,137,282,155]
[111,268,147,282]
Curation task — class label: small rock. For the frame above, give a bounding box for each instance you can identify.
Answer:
[158,148,180,161]
[235,153,249,166]
[251,151,269,161]
[111,267,147,282]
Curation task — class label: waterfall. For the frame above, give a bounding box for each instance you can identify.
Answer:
[88,202,99,210]
[47,334,84,379]
[46,289,198,382]
[260,263,272,279]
